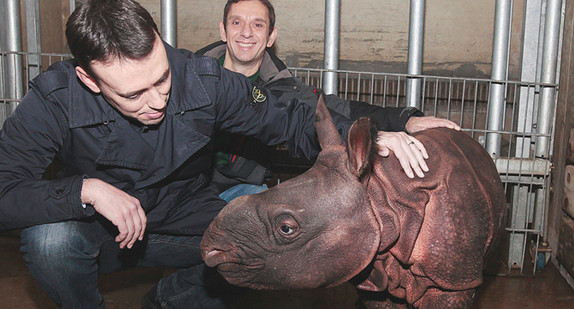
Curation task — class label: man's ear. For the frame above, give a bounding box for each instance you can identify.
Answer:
[75,66,101,93]
[267,27,277,48]
[219,21,228,42]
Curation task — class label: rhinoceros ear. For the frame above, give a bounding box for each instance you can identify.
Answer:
[348,117,374,178]
[315,95,345,148]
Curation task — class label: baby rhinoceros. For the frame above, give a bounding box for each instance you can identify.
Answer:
[200,97,506,308]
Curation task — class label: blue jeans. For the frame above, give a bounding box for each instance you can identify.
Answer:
[218,184,268,202]
[20,218,234,309]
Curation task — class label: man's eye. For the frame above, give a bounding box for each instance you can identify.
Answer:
[157,78,168,86]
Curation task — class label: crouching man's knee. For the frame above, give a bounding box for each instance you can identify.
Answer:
[20,221,103,273]
[19,221,110,307]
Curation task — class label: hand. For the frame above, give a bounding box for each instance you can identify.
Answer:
[81,178,147,249]
[405,116,461,134]
[376,131,429,178]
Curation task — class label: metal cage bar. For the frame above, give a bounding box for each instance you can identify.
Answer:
[323,0,340,95]
[161,0,177,47]
[406,0,425,109]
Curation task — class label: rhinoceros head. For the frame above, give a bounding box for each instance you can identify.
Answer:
[200,96,382,290]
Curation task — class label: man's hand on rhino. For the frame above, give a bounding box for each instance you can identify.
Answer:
[375,131,429,178]
[405,116,461,134]
[376,116,460,178]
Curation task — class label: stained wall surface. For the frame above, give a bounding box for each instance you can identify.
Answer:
[138,0,525,78]
[20,0,526,78]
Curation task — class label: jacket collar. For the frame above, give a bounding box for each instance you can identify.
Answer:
[67,69,120,128]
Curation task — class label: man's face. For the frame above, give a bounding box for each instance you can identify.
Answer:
[220,0,277,68]
[76,35,171,126]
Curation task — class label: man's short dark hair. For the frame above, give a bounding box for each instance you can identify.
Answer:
[66,0,159,78]
[223,0,276,36]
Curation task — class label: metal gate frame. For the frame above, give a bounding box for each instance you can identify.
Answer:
[0,0,564,275]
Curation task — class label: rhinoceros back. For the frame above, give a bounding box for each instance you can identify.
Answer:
[369,127,506,292]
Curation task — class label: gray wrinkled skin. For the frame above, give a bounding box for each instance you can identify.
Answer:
[201,97,506,308]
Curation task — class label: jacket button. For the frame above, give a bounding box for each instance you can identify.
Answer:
[55,189,64,195]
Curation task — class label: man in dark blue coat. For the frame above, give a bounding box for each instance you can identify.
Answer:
[0,0,452,308]
[0,0,358,308]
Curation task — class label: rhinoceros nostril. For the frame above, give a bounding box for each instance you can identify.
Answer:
[202,248,232,267]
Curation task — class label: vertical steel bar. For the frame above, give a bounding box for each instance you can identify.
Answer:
[161,0,177,47]
[421,76,427,112]
[406,0,425,108]
[472,81,479,138]
[536,0,562,158]
[5,0,24,115]
[516,0,543,159]
[0,1,5,49]
[510,1,541,270]
[383,75,389,107]
[486,0,513,159]
[344,72,349,100]
[26,0,42,80]
[70,0,75,14]
[396,76,401,107]
[356,73,362,101]
[369,74,376,105]
[460,79,467,126]
[0,1,6,125]
[433,78,438,116]
[539,0,564,256]
[323,0,340,95]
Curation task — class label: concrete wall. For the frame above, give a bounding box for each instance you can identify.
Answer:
[24,0,525,78]
[137,0,526,78]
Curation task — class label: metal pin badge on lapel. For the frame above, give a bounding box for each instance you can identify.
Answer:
[249,86,267,107]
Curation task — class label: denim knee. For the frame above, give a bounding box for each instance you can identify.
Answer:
[20,221,104,272]
[20,221,110,308]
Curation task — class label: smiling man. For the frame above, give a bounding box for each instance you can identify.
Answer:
[219,0,277,77]
[197,0,460,201]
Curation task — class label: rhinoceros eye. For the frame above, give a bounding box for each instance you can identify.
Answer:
[275,215,299,239]
[279,225,295,235]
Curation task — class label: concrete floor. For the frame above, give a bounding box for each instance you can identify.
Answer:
[1,231,574,309]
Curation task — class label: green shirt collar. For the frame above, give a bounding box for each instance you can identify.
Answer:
[218,54,260,83]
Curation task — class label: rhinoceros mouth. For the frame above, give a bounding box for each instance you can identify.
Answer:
[214,261,266,288]
[216,261,265,275]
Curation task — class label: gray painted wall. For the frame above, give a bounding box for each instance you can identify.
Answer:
[139,0,526,78]
[16,0,526,78]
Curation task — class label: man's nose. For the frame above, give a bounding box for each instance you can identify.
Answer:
[146,88,166,110]
[240,24,253,37]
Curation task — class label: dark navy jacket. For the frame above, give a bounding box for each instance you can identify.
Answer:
[0,42,351,234]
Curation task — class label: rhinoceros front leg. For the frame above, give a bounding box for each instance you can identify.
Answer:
[415,288,476,309]
[355,290,408,309]
[356,288,476,309]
